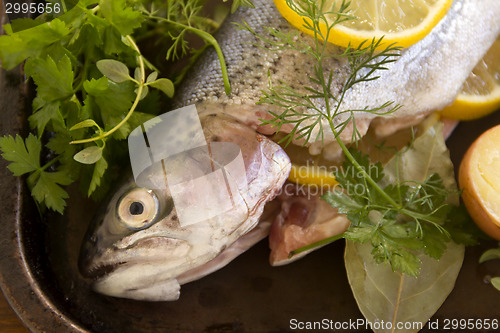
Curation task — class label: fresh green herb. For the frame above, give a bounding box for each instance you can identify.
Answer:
[237,0,401,147]
[241,0,476,276]
[322,148,459,277]
[226,0,255,14]
[479,243,500,292]
[0,134,72,213]
[0,0,236,213]
[139,0,232,95]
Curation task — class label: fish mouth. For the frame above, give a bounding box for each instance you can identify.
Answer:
[91,265,182,301]
[81,262,124,280]
[78,231,126,280]
[79,236,191,280]
[84,257,180,301]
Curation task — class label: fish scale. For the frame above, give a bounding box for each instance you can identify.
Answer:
[176,0,348,109]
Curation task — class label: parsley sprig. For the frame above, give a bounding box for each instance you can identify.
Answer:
[322,149,458,277]
[0,0,240,213]
[242,0,477,276]
[0,134,73,211]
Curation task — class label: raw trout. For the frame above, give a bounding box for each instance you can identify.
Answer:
[80,0,500,300]
[176,0,500,158]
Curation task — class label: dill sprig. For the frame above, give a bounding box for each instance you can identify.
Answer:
[238,0,401,146]
[139,0,231,94]
[226,0,256,14]
[240,0,477,276]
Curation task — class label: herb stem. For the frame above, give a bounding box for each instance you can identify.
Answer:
[329,117,401,208]
[40,155,61,172]
[289,233,346,257]
[399,209,444,225]
[70,35,145,145]
[148,15,231,95]
[293,5,399,210]
[194,16,221,30]
[89,4,99,14]
[319,59,400,208]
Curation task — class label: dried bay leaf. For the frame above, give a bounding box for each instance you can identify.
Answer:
[344,119,466,332]
[345,240,464,333]
[381,119,458,199]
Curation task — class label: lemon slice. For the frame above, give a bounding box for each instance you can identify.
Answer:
[288,163,338,187]
[440,36,500,121]
[274,0,453,48]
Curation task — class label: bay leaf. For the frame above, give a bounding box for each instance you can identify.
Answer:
[345,240,464,333]
[345,119,466,332]
[381,119,458,203]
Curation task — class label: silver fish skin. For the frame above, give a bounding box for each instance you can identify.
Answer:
[176,0,500,156]
[79,114,291,301]
[80,0,499,301]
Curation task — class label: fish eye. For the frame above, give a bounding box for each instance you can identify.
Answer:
[129,202,144,215]
[117,188,160,230]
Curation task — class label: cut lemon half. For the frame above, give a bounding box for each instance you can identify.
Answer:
[459,124,500,240]
[274,0,453,49]
[288,163,338,187]
[440,36,500,121]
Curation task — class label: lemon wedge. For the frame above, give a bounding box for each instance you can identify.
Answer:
[439,36,500,121]
[274,0,453,49]
[288,163,338,187]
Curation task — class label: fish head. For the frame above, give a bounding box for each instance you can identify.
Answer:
[78,177,191,301]
[79,112,291,301]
